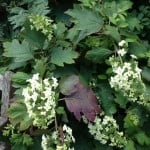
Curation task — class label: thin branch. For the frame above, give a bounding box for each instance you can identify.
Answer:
[54,115,58,131]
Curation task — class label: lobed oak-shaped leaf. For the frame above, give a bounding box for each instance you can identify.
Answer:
[60,75,101,122]
[66,5,104,36]
[3,39,33,63]
[51,47,79,67]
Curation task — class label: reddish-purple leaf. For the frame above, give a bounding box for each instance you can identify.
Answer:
[60,75,101,122]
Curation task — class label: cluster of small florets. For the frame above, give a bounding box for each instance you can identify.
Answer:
[117,40,127,57]
[88,115,127,148]
[29,15,56,40]
[109,56,145,103]
[41,124,75,150]
[109,40,148,105]
[125,110,140,127]
[22,73,58,129]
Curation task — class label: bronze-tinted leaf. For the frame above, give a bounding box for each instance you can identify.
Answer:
[60,75,101,121]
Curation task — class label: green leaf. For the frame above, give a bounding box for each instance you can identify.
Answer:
[74,128,95,150]
[142,67,150,82]
[101,1,118,20]
[12,72,31,85]
[0,67,7,75]
[124,108,144,135]
[29,0,50,16]
[136,145,150,150]
[8,61,26,70]
[94,140,113,150]
[7,101,33,131]
[66,5,103,36]
[30,137,42,150]
[98,74,107,80]
[104,25,121,42]
[22,22,46,49]
[85,47,112,63]
[67,28,87,45]
[22,134,33,146]
[129,42,148,58]
[117,20,128,28]
[54,22,67,39]
[9,7,28,29]
[51,47,78,67]
[54,65,78,78]
[98,83,116,115]
[134,131,150,146]
[3,39,33,63]
[12,145,27,150]
[117,0,133,12]
[10,133,33,150]
[115,93,128,108]
[127,16,141,31]
[124,140,135,150]
[33,57,47,77]
[56,107,65,115]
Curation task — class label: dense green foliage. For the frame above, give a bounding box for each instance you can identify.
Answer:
[0,0,150,149]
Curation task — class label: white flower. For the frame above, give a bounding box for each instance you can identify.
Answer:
[27,76,41,90]
[31,91,38,101]
[117,48,127,56]
[41,111,46,116]
[32,73,39,80]
[113,66,124,75]
[52,131,58,140]
[43,87,52,99]
[22,88,31,100]
[41,135,49,150]
[43,79,50,86]
[130,54,137,59]
[52,77,58,89]
[63,124,75,143]
[118,40,126,47]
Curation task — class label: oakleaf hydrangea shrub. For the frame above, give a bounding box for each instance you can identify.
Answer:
[1,0,150,149]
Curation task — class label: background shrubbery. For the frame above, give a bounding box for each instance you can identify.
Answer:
[0,0,150,149]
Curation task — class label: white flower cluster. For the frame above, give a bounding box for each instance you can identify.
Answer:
[117,48,127,56]
[29,15,56,41]
[108,39,148,105]
[88,115,127,148]
[110,57,140,88]
[117,40,127,57]
[41,134,50,150]
[22,73,58,129]
[118,40,126,47]
[41,124,75,150]
[62,124,75,144]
